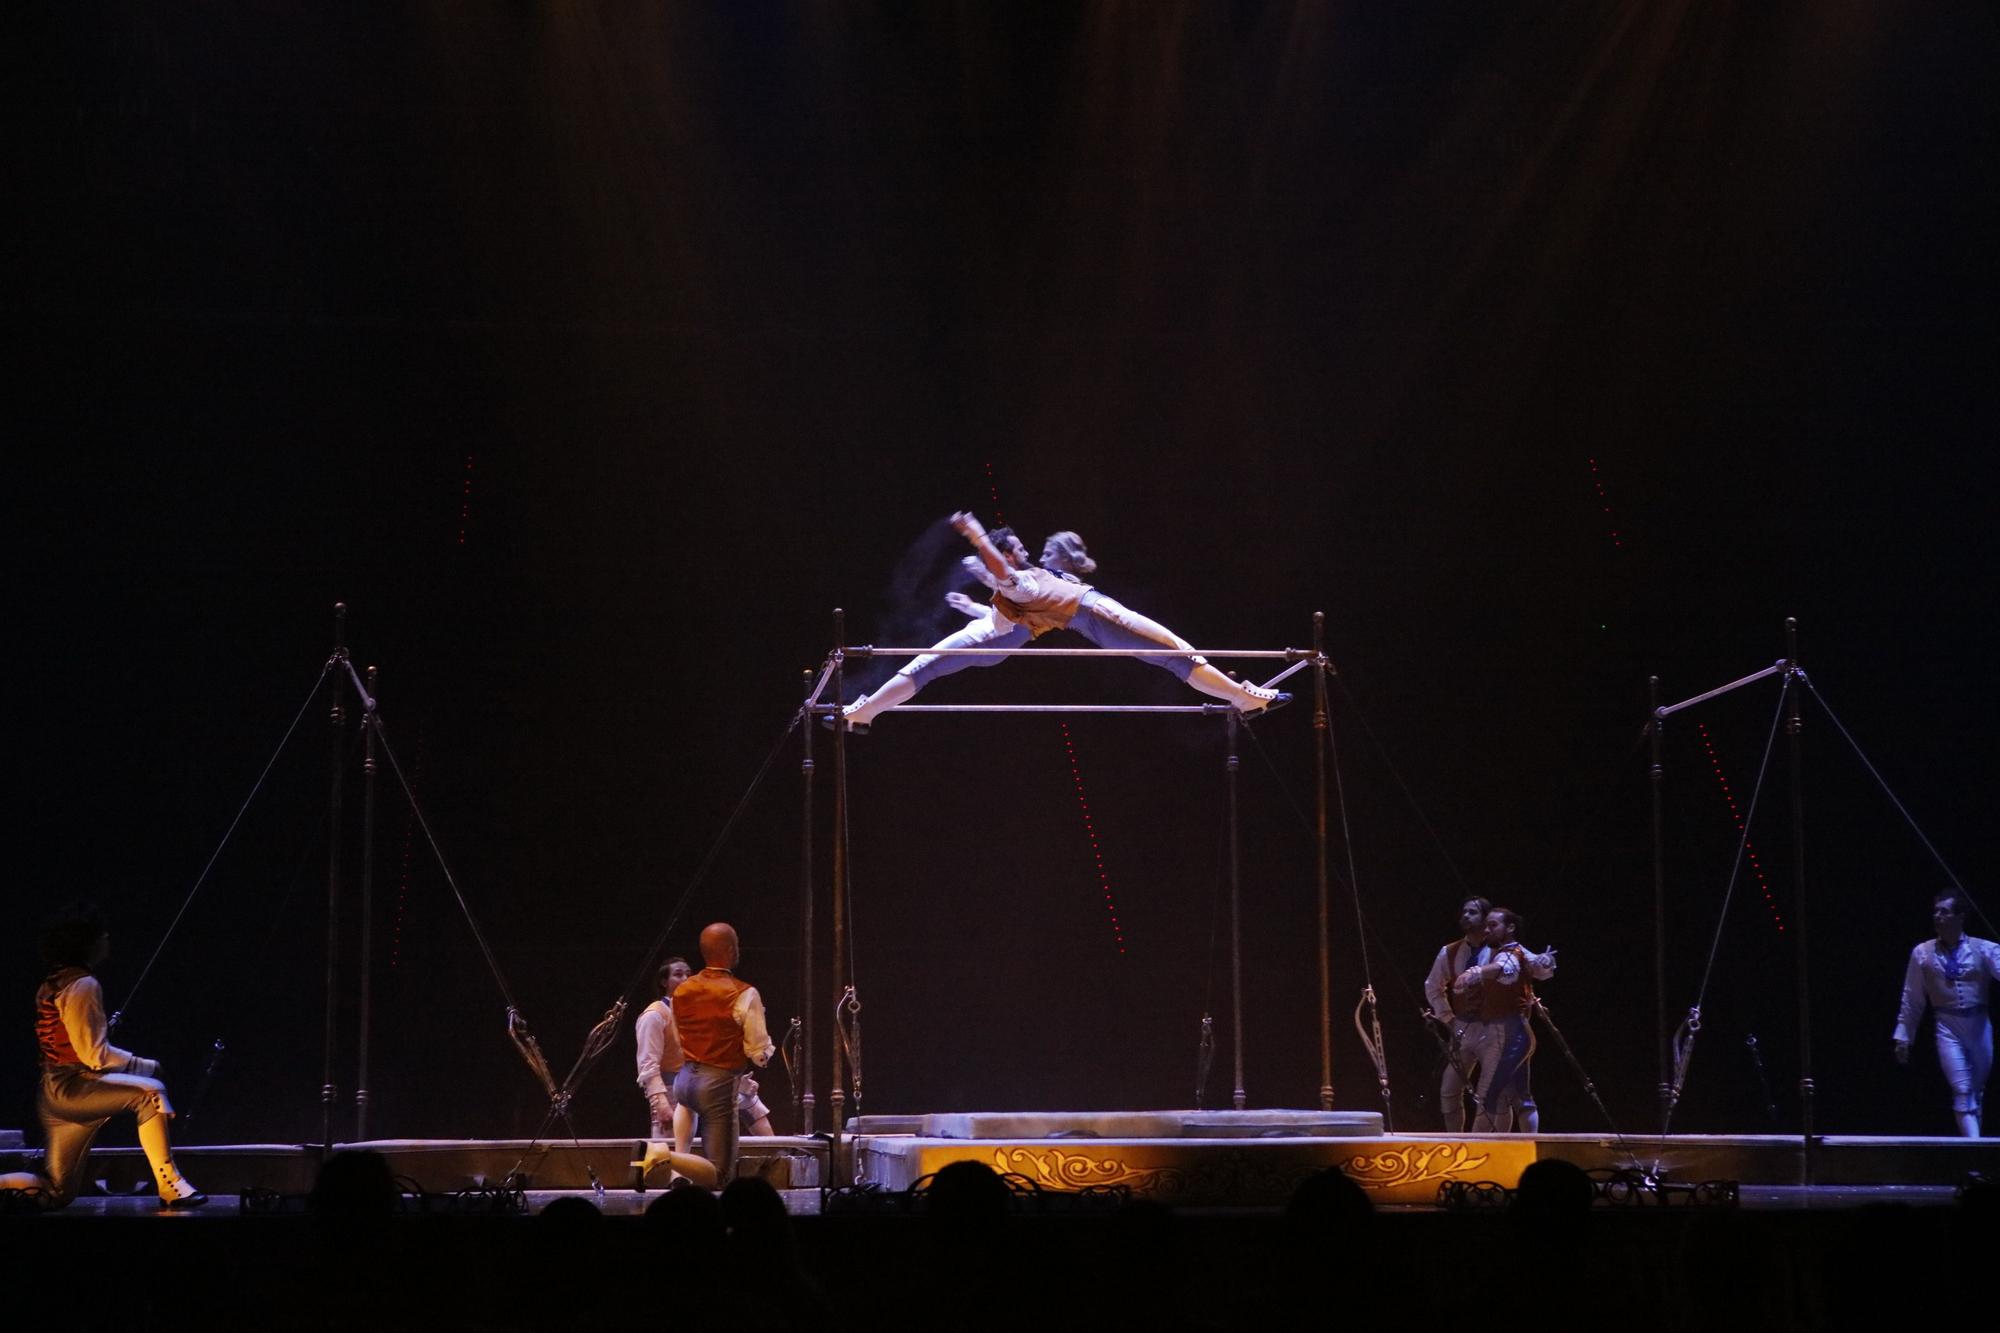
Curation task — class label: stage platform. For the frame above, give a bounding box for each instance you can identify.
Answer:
[7,1109,1994,1210]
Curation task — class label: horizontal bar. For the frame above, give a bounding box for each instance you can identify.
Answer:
[842,646,1308,659]
[1655,661,1787,719]
[892,704,1239,714]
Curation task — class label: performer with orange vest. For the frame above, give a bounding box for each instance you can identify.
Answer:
[832,514,1288,731]
[670,921,775,1187]
[1452,906,1557,1134]
[0,903,205,1208]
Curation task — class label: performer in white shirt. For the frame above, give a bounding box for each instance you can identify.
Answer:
[1423,896,1492,1131]
[635,956,776,1155]
[0,904,205,1208]
[1894,890,2000,1137]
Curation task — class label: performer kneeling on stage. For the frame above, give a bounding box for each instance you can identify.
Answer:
[1452,907,1556,1134]
[834,513,1287,730]
[1894,890,1999,1137]
[1423,896,1493,1131]
[0,904,206,1208]
[670,922,775,1188]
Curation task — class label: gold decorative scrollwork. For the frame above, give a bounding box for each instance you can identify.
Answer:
[991,1147,1187,1195]
[1341,1142,1491,1191]
[987,1147,1302,1201]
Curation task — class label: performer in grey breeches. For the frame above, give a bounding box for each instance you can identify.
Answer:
[673,1062,744,1188]
[1468,1018,1534,1133]
[1424,897,1493,1131]
[1894,890,2000,1137]
[1068,590,1205,681]
[1453,906,1557,1134]
[1933,1008,1993,1117]
[38,1065,173,1205]
[898,609,1033,692]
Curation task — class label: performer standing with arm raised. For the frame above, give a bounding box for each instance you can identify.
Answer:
[834,526,1039,731]
[1423,896,1492,1131]
[1453,907,1557,1134]
[1894,890,1999,1137]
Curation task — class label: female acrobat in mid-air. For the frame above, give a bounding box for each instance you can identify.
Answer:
[832,511,1288,731]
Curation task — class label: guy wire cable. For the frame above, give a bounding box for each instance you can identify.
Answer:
[1242,726,1429,1021]
[1327,672,1473,898]
[114,660,335,1029]
[510,698,810,1166]
[1666,676,1790,1131]
[1316,689,1393,1123]
[1798,672,1985,926]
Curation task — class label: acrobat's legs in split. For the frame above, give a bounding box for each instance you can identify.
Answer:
[838,615,1033,730]
[1071,594,1286,713]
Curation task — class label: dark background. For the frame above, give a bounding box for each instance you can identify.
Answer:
[8,2,1995,1147]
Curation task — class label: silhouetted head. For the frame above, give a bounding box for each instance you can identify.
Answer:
[644,1180,725,1252]
[536,1195,605,1227]
[700,923,740,969]
[925,1160,1013,1229]
[41,902,109,971]
[1511,1158,1595,1218]
[308,1150,400,1221]
[720,1176,791,1250]
[1284,1166,1374,1236]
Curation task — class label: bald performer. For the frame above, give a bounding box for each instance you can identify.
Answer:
[670,923,775,1187]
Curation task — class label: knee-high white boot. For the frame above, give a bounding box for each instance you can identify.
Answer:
[1187,663,1288,713]
[840,673,918,729]
[1958,1111,1982,1138]
[137,1115,206,1207]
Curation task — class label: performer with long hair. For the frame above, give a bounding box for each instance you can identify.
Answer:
[0,903,206,1208]
[834,512,1287,730]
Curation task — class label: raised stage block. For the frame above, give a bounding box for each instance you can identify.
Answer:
[859,1134,1534,1206]
[920,1108,1385,1139]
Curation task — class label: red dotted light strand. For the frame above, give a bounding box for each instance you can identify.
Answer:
[983,461,1005,525]
[1696,722,1786,935]
[1587,457,1624,550]
[1062,722,1127,953]
[984,464,1123,954]
[457,454,475,546]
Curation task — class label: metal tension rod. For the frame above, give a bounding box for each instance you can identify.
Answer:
[842,646,1308,659]
[1654,661,1788,719]
[888,704,1239,715]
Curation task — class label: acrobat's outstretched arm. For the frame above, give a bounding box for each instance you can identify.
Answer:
[945,591,986,618]
[950,511,1013,584]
